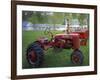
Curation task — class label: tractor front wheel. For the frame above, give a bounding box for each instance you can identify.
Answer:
[71,49,84,65]
[26,42,44,68]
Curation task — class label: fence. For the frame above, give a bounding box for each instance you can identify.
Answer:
[23,23,88,31]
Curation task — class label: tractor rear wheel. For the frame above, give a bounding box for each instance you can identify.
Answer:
[71,49,84,65]
[26,42,44,68]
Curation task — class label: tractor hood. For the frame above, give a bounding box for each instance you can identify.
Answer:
[55,33,79,39]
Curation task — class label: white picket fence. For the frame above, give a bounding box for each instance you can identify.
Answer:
[23,23,88,31]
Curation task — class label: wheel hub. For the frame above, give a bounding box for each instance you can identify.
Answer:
[72,55,80,63]
[28,51,37,62]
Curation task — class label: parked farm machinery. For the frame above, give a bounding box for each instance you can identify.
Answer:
[26,22,88,68]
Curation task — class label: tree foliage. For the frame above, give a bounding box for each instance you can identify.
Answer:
[22,11,89,27]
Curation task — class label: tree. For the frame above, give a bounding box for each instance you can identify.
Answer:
[78,14,89,27]
[22,11,33,21]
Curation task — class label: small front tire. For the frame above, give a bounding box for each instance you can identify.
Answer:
[71,49,84,65]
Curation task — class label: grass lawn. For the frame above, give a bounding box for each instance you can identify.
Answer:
[22,31,89,69]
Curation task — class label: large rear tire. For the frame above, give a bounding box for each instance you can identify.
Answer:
[71,49,84,65]
[26,42,44,68]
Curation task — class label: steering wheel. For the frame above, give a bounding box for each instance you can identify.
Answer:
[44,27,54,41]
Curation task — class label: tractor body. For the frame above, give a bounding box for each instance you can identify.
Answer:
[36,33,80,50]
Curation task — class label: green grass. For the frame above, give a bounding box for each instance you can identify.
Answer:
[22,31,89,69]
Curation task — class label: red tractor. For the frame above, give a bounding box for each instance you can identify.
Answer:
[26,26,88,68]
